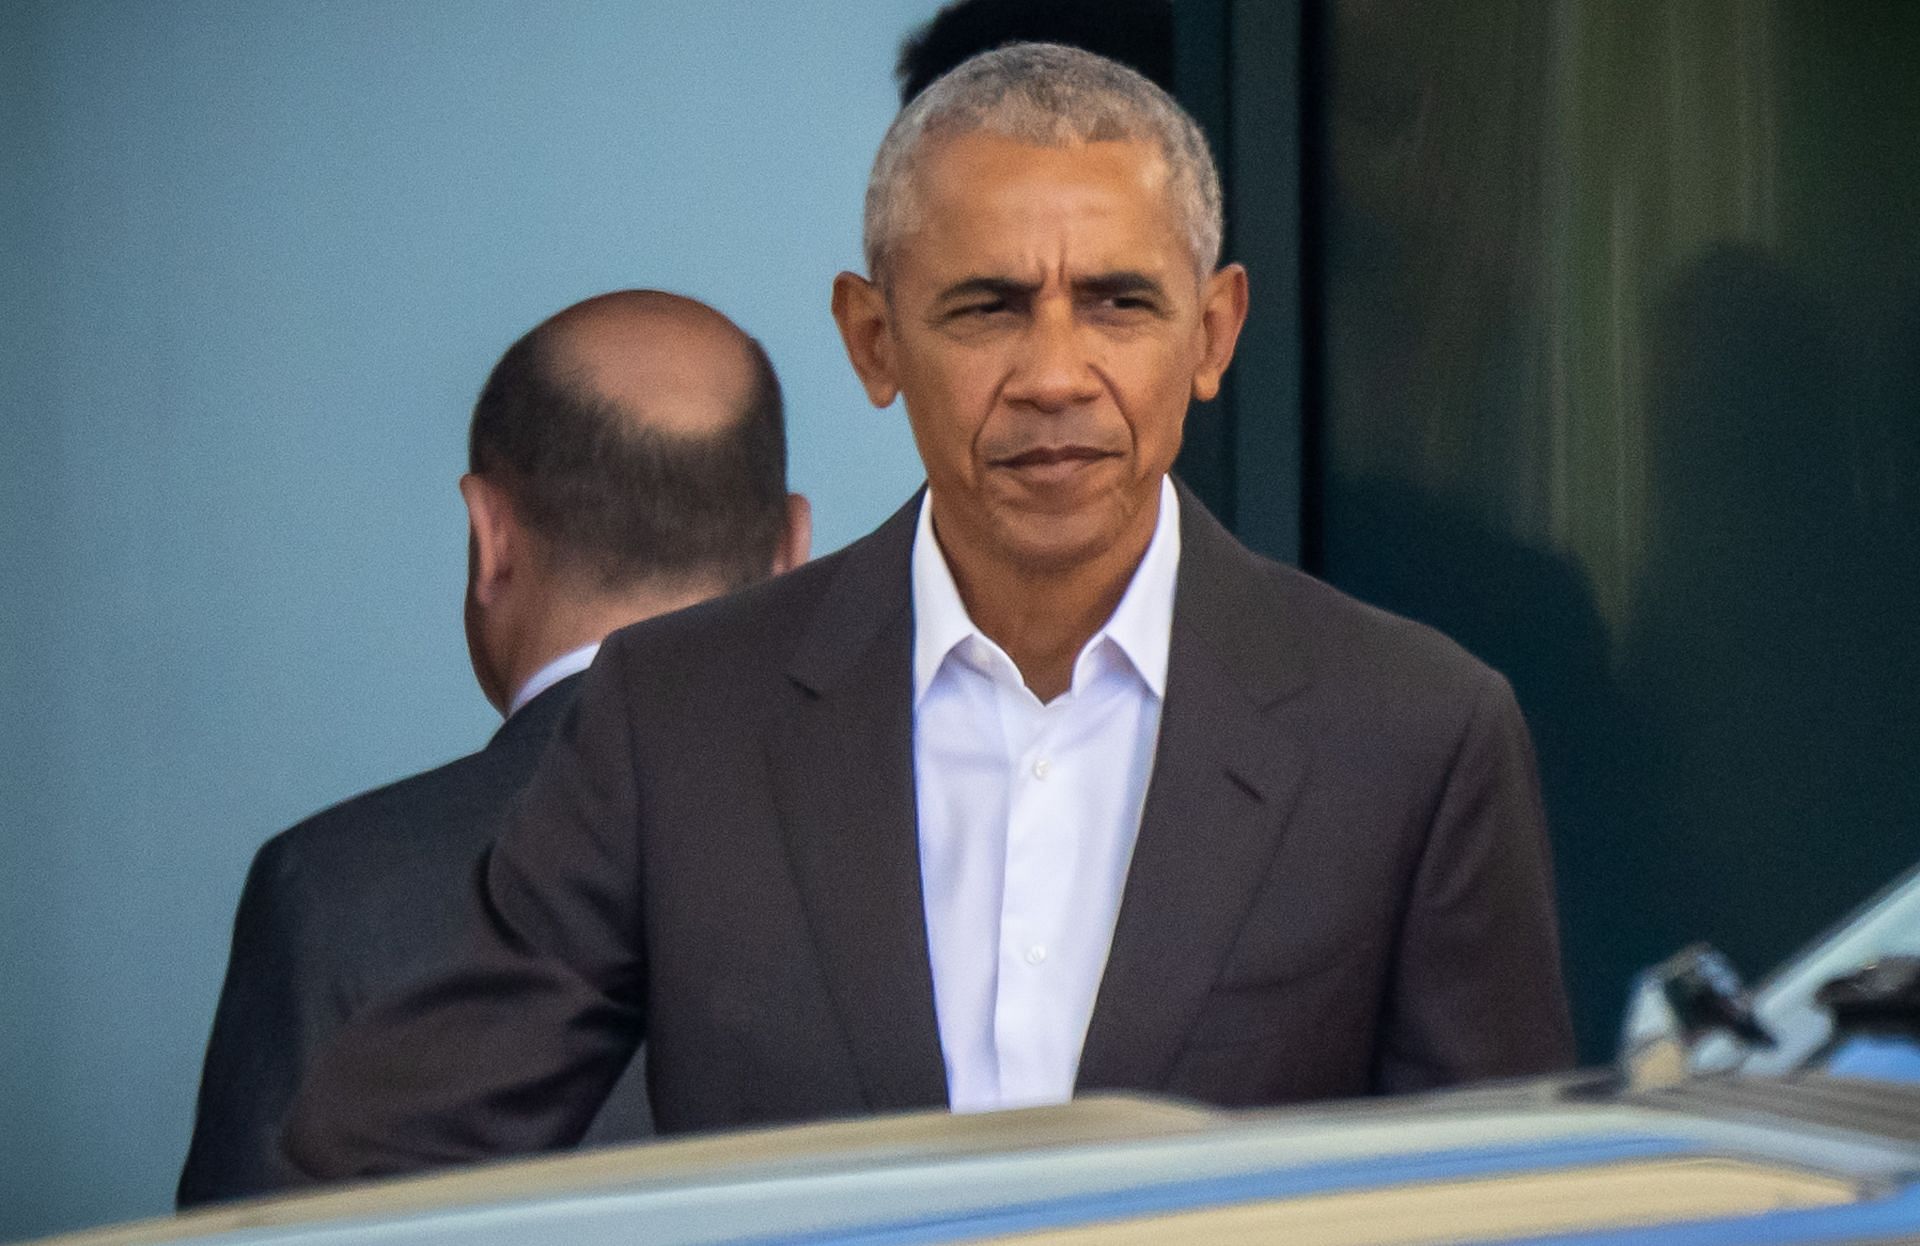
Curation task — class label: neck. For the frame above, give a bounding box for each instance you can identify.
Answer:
[937,500,1160,704]
[497,577,728,714]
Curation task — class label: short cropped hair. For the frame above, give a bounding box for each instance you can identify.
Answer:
[468,327,787,593]
[865,42,1222,282]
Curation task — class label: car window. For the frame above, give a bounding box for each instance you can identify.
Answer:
[1699,863,1920,1077]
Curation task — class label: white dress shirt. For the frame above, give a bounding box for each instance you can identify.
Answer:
[911,475,1180,1113]
[507,642,601,719]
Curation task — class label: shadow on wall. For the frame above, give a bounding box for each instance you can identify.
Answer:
[1312,0,1920,1065]
[1324,244,1920,1062]
[1617,245,1920,986]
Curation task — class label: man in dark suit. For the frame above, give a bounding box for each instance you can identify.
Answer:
[177,290,812,1205]
[286,45,1572,1179]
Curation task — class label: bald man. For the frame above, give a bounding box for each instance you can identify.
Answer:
[177,291,810,1207]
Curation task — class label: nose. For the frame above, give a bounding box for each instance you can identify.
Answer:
[1004,299,1101,413]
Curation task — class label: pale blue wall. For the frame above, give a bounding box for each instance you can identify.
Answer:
[0,1,934,1237]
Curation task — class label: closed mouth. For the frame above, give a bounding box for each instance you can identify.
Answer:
[991,445,1117,469]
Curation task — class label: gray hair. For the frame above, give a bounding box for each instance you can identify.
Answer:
[862,42,1224,283]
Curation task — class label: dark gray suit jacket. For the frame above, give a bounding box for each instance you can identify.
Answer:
[286,485,1572,1178]
[178,677,652,1207]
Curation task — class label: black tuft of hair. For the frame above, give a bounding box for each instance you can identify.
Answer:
[895,0,1175,106]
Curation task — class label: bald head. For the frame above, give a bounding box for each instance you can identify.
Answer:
[468,289,789,594]
[545,290,765,441]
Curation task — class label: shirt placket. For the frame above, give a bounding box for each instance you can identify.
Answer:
[992,682,1077,1107]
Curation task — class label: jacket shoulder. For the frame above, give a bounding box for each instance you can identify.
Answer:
[247,742,520,910]
[1281,560,1500,695]
[1188,518,1508,733]
[606,540,847,665]
[596,507,910,711]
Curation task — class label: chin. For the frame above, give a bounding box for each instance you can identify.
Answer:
[996,515,1127,576]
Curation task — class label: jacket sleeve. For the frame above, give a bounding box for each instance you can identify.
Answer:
[282,640,650,1180]
[1374,670,1577,1093]
[177,836,334,1206]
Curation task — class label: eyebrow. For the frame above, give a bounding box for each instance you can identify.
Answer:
[1074,271,1168,301]
[934,276,1039,304]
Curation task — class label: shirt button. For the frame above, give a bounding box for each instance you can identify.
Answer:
[1026,945,1048,965]
[1032,758,1051,780]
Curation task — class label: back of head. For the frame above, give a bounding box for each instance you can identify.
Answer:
[865,42,1222,282]
[895,0,1175,106]
[468,291,787,596]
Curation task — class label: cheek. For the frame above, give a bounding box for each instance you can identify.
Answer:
[904,364,996,474]
[1112,347,1198,458]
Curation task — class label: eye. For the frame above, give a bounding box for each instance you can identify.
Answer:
[954,299,1009,317]
[1089,293,1160,319]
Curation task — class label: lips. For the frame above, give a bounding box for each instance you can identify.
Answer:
[992,445,1115,469]
[987,445,1119,492]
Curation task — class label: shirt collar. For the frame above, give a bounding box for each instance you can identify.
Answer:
[507,641,600,718]
[911,474,1180,704]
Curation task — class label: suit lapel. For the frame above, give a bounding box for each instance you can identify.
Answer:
[765,495,949,1113]
[1078,485,1315,1093]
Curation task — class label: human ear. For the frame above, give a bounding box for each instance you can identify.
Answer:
[1191,262,1250,403]
[773,493,813,574]
[831,271,901,409]
[458,473,516,607]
